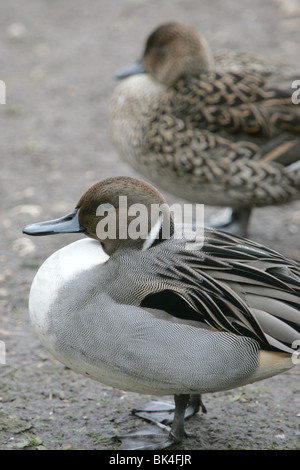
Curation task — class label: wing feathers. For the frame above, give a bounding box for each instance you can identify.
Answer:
[143,229,300,353]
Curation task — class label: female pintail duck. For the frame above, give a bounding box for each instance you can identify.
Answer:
[23,176,300,450]
[108,22,300,236]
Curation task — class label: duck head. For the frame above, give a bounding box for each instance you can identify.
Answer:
[23,176,174,256]
[115,22,212,87]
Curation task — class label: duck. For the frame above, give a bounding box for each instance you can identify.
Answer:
[23,176,300,450]
[108,22,300,236]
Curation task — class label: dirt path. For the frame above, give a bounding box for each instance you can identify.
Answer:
[0,0,299,450]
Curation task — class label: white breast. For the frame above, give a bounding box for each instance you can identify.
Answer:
[29,238,109,347]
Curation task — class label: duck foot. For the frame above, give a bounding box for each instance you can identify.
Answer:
[132,399,175,425]
[206,207,251,237]
[115,423,176,450]
[115,394,206,450]
[132,394,206,425]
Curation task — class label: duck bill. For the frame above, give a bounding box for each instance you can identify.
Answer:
[23,209,86,236]
[114,59,146,79]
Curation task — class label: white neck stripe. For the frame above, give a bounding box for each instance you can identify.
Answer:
[142,215,163,251]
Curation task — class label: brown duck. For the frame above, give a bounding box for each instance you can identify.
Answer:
[108,22,300,236]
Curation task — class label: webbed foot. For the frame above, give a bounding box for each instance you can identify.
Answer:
[115,394,206,450]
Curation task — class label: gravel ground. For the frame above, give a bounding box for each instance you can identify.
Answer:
[0,0,299,451]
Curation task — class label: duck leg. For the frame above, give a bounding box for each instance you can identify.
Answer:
[169,394,191,442]
[187,394,207,416]
[116,394,205,450]
[206,207,252,237]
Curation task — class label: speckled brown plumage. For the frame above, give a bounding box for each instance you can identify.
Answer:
[109,22,300,234]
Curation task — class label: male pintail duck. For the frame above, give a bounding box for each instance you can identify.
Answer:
[23,176,300,450]
[108,22,300,236]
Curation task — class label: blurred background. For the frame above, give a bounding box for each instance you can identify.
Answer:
[0,0,299,450]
